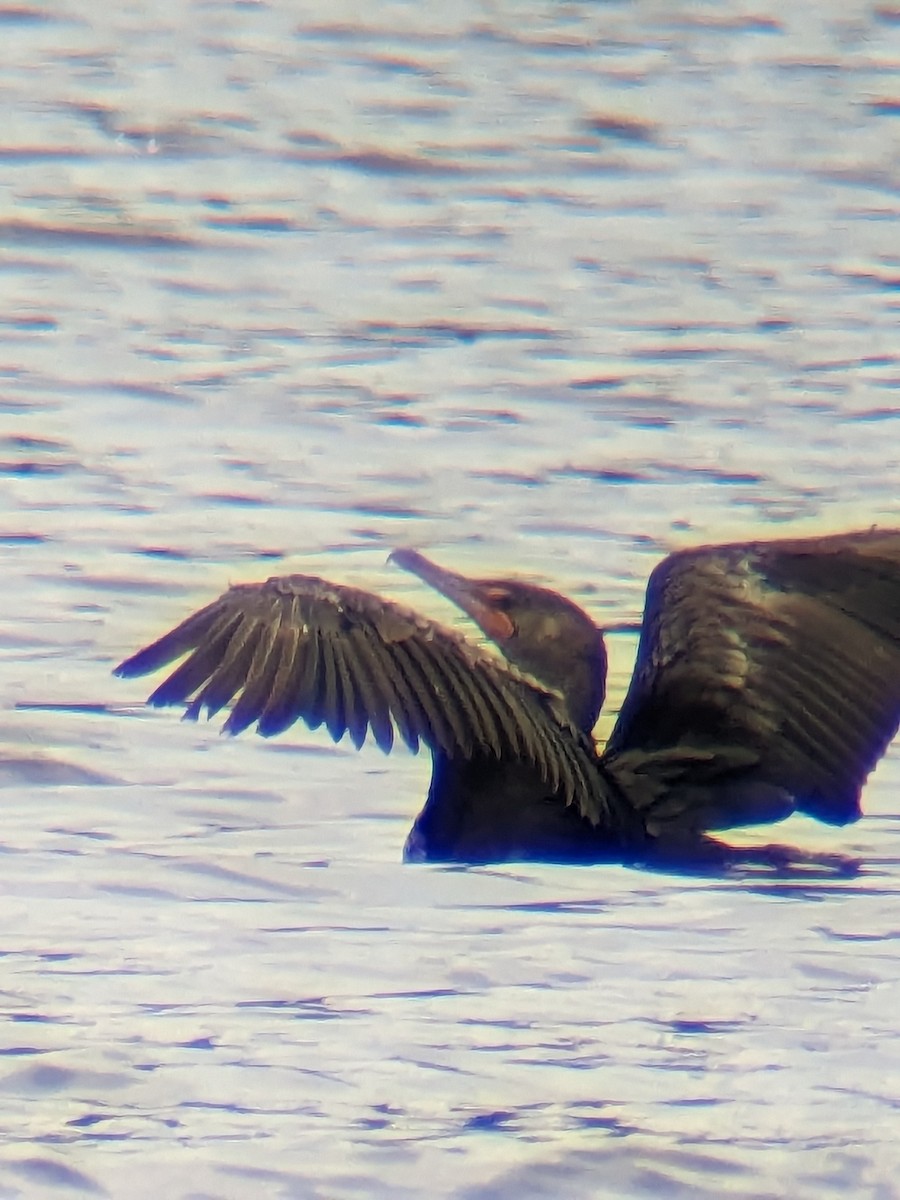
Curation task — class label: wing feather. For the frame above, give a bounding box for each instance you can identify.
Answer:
[343,628,393,752]
[145,610,244,709]
[223,613,283,735]
[318,636,346,743]
[391,638,460,755]
[439,648,505,759]
[604,528,900,830]
[469,669,528,759]
[183,620,266,722]
[256,619,306,737]
[115,572,594,801]
[354,628,421,752]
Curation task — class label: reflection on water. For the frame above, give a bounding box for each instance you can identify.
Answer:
[2,0,899,1196]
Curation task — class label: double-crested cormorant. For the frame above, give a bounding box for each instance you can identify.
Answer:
[115,529,900,865]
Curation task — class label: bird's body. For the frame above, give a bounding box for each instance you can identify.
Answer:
[115,529,900,865]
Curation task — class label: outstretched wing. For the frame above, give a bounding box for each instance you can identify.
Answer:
[603,528,900,832]
[115,573,612,819]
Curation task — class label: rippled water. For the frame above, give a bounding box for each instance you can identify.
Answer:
[3,1,900,1196]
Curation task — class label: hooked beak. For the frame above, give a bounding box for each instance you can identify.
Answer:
[389,548,515,643]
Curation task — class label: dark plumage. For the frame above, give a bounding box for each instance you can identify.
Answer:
[115,528,900,865]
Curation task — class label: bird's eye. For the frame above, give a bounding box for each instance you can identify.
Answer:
[483,587,512,609]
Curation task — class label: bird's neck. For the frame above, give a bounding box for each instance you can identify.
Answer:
[562,635,607,735]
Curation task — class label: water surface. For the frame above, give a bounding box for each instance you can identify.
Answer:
[2,1,899,1196]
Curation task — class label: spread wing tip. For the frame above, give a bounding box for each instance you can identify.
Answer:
[113,642,174,679]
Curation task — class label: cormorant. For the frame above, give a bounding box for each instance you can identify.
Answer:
[115,528,900,864]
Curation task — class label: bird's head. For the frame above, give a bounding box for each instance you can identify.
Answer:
[390,549,607,734]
